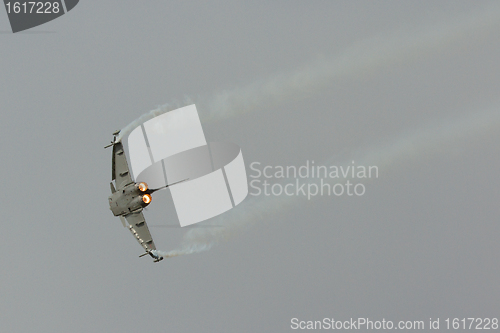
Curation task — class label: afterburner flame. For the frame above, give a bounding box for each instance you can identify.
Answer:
[138,182,148,192]
[142,194,152,204]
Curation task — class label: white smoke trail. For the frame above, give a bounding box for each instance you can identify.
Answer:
[117,4,500,258]
[116,100,193,142]
[156,106,500,259]
[117,2,500,141]
[200,3,500,121]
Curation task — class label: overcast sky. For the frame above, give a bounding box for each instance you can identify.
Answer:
[1,1,499,332]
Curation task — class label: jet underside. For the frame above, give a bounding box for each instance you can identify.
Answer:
[107,136,163,262]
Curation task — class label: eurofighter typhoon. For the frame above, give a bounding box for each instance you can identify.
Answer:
[105,130,186,262]
[106,104,249,262]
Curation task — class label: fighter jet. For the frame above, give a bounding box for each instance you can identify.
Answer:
[105,130,184,262]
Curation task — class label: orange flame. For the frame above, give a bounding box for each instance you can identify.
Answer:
[142,194,152,204]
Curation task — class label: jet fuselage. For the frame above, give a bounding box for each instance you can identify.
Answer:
[108,182,152,216]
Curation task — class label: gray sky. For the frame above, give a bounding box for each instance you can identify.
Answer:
[1,1,499,332]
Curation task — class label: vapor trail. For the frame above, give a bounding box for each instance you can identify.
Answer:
[117,2,500,143]
[116,101,191,142]
[118,4,500,258]
[155,106,500,259]
[201,4,499,121]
